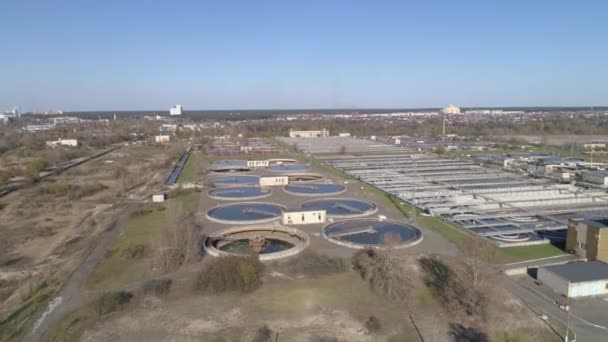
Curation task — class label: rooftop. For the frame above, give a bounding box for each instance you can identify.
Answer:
[542,261,608,283]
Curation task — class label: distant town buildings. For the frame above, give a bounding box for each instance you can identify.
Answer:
[0,106,21,123]
[170,104,183,116]
[464,109,525,115]
[440,105,461,115]
[46,139,79,148]
[288,129,329,138]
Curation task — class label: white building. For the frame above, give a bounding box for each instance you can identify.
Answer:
[170,104,183,116]
[538,261,608,298]
[152,193,167,203]
[155,135,171,143]
[259,176,289,187]
[288,129,329,138]
[441,105,461,115]
[583,143,606,150]
[282,209,326,225]
[246,160,270,168]
[46,139,78,147]
[338,133,351,137]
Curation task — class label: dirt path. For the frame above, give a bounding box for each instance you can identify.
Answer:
[24,204,136,342]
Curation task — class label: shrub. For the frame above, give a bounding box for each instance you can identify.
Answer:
[365,316,381,333]
[310,337,343,342]
[418,256,487,317]
[93,291,133,316]
[121,243,148,259]
[251,325,273,342]
[42,180,71,195]
[67,181,107,200]
[142,278,172,296]
[279,250,347,277]
[194,256,264,293]
[352,249,413,302]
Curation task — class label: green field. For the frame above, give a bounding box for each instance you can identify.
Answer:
[501,244,565,263]
[86,191,199,290]
[177,151,202,183]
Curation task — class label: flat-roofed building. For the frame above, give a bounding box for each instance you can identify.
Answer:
[259,176,288,186]
[282,209,326,225]
[155,135,171,143]
[246,160,270,168]
[567,218,608,263]
[288,129,329,138]
[46,139,78,147]
[538,261,608,298]
[581,170,608,186]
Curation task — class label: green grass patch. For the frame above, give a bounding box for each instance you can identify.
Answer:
[86,208,166,290]
[43,306,96,342]
[86,191,199,291]
[0,279,61,342]
[250,272,386,315]
[177,151,202,183]
[501,244,565,263]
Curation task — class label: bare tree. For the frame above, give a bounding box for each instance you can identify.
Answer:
[152,201,200,273]
[352,249,414,302]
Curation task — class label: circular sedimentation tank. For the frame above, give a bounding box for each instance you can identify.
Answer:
[300,198,377,218]
[267,163,309,172]
[283,183,346,196]
[206,202,285,224]
[209,175,260,187]
[208,186,271,200]
[210,160,251,173]
[323,219,422,249]
[203,225,309,261]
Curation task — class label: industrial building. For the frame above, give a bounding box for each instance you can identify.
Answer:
[278,136,413,155]
[538,261,608,298]
[169,104,183,116]
[566,218,608,263]
[581,170,608,187]
[288,129,329,138]
[46,139,78,147]
[322,153,608,246]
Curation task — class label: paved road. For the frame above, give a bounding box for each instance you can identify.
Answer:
[502,276,608,342]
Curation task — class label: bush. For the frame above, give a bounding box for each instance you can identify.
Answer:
[365,316,381,333]
[279,250,347,277]
[67,181,107,200]
[42,180,71,195]
[418,256,487,317]
[310,337,343,342]
[352,249,413,302]
[121,243,148,259]
[194,256,264,293]
[251,325,273,342]
[93,291,133,316]
[142,278,172,296]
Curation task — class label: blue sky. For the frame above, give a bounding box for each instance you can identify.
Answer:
[1,0,607,111]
